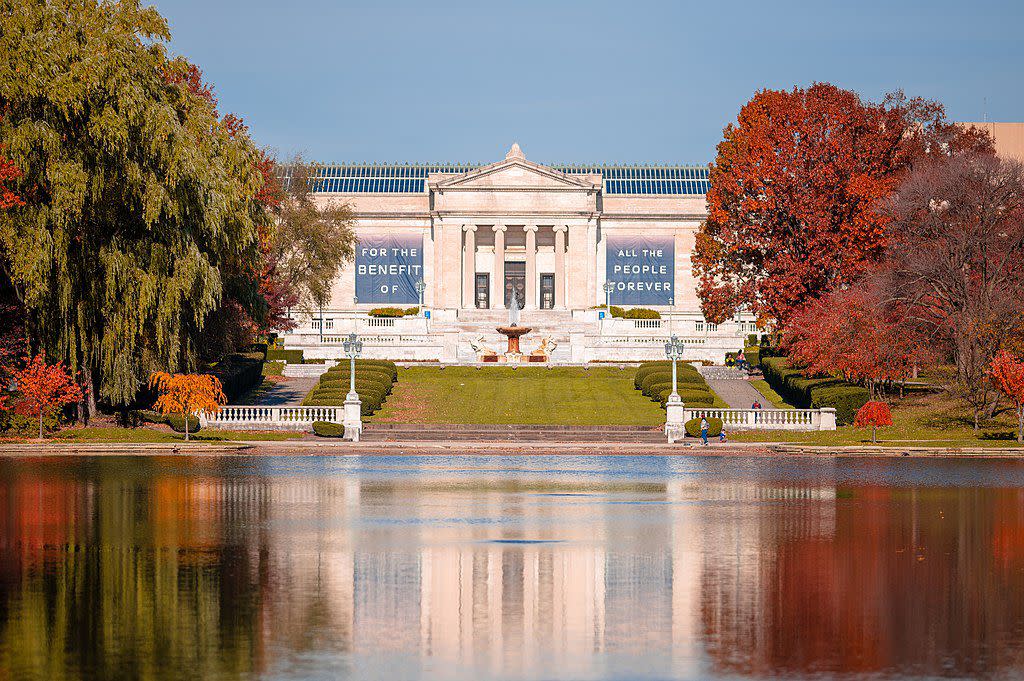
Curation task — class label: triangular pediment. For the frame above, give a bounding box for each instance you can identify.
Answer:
[431,154,598,191]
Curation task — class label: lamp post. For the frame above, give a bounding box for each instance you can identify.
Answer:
[341,332,363,441]
[668,296,674,336]
[415,279,426,308]
[663,334,687,443]
[602,281,614,327]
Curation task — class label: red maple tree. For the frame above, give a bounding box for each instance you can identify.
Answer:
[989,351,1024,444]
[13,354,83,439]
[0,147,23,210]
[854,401,893,443]
[782,278,924,398]
[692,83,992,326]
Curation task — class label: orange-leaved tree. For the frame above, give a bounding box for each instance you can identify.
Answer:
[14,354,83,439]
[854,401,893,444]
[148,372,227,441]
[989,351,1024,444]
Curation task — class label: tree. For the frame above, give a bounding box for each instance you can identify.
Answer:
[782,278,924,398]
[13,354,83,438]
[0,1,272,410]
[267,158,356,315]
[989,351,1024,444]
[854,401,893,443]
[148,372,226,441]
[692,83,992,326]
[884,153,1024,430]
[0,148,22,210]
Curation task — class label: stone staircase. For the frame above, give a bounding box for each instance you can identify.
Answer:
[282,363,332,378]
[361,423,665,443]
[696,365,748,380]
[436,309,597,362]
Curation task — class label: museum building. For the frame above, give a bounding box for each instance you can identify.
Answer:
[279,144,755,363]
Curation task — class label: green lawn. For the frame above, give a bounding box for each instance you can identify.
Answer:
[44,427,304,444]
[749,379,794,409]
[729,391,1024,448]
[371,366,667,425]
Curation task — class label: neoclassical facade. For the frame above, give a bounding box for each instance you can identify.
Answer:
[282,144,754,363]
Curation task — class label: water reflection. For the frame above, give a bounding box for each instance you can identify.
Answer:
[0,456,1023,680]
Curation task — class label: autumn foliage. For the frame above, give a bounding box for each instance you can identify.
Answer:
[989,352,1024,444]
[0,148,23,210]
[13,354,83,438]
[854,401,893,443]
[148,372,226,440]
[693,83,992,326]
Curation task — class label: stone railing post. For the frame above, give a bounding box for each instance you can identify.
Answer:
[818,408,837,431]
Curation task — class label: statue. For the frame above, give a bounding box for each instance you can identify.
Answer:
[469,336,497,357]
[532,336,558,357]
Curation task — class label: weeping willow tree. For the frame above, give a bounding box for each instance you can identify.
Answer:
[0,0,269,408]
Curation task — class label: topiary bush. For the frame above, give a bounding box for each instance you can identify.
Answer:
[659,388,714,407]
[648,380,709,399]
[621,307,661,319]
[684,417,723,438]
[634,361,699,389]
[312,421,345,438]
[168,414,201,434]
[810,386,870,426]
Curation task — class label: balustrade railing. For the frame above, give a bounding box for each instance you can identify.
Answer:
[200,406,344,430]
[681,408,836,431]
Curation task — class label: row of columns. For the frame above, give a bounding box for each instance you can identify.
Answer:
[460,224,570,310]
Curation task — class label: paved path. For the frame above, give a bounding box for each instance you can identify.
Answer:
[705,377,770,409]
[255,377,318,406]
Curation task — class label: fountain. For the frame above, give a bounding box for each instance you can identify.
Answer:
[496,294,532,361]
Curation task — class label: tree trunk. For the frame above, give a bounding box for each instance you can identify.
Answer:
[872,425,877,444]
[184,413,190,441]
[38,412,43,440]
[1018,404,1023,445]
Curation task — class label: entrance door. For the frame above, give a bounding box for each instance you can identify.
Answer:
[504,262,526,308]
[540,274,554,309]
[475,273,489,309]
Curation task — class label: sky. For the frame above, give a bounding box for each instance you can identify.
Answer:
[154,0,1024,165]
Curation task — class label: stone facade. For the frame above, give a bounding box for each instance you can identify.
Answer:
[280,144,755,363]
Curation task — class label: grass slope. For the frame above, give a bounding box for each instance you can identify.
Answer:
[371,366,666,425]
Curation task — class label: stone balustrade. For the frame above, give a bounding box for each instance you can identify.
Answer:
[682,407,837,431]
[200,406,344,431]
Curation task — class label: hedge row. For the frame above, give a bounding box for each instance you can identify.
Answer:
[760,356,869,425]
[303,360,398,416]
[368,307,420,318]
[633,361,714,408]
[312,421,345,437]
[266,347,304,363]
[634,361,700,390]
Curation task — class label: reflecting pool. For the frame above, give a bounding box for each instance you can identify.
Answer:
[2,455,1024,680]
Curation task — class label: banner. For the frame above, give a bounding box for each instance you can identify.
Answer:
[355,232,424,304]
[605,234,674,306]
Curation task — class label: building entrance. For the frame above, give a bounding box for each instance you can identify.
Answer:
[475,273,490,309]
[540,273,554,309]
[504,262,526,308]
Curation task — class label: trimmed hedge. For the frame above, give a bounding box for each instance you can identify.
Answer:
[685,417,723,438]
[634,362,699,390]
[658,388,714,407]
[312,421,345,438]
[761,356,870,425]
[168,414,201,434]
[267,348,304,363]
[621,307,661,319]
[368,307,420,317]
[648,381,709,399]
[811,386,870,426]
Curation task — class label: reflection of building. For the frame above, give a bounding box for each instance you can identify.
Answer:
[280,144,754,363]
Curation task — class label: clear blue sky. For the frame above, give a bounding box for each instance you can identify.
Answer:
[156,0,1023,165]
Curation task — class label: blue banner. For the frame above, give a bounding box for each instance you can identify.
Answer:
[355,233,424,304]
[605,234,674,306]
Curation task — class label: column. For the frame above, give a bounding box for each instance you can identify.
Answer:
[524,225,538,309]
[566,222,587,310]
[493,224,506,309]
[553,225,567,310]
[462,225,476,309]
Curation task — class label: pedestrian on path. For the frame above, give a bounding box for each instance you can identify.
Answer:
[719,424,727,443]
[700,417,709,446]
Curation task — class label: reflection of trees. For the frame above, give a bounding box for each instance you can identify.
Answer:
[700,482,1024,677]
[0,461,358,680]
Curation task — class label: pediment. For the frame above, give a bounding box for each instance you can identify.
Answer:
[431,157,599,192]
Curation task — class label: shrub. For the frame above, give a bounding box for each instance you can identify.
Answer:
[208,353,264,402]
[267,348,304,363]
[138,410,167,425]
[648,381,709,399]
[0,411,61,436]
[810,386,870,426]
[621,307,661,319]
[658,388,714,406]
[368,307,419,318]
[263,360,285,376]
[609,305,625,318]
[640,372,673,396]
[325,365,395,387]
[744,347,760,367]
[168,414,201,434]
[684,417,723,438]
[747,334,759,347]
[312,421,345,438]
[634,362,699,390]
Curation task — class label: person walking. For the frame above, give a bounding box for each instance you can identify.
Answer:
[719,424,728,443]
[700,417,710,446]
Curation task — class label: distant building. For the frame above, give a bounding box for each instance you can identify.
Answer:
[959,122,1024,161]
[280,143,753,363]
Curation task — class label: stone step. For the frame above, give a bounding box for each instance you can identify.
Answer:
[282,363,332,378]
[696,365,748,380]
[361,423,665,443]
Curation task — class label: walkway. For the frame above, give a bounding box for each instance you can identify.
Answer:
[252,377,318,406]
[704,376,771,409]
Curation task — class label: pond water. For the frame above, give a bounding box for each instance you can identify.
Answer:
[1,455,1024,680]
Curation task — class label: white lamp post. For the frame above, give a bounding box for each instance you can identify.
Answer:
[342,332,363,441]
[664,334,687,443]
[602,281,614,327]
[668,296,674,336]
[415,278,426,308]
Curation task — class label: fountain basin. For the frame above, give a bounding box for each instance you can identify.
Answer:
[496,326,532,355]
